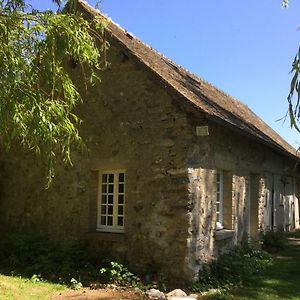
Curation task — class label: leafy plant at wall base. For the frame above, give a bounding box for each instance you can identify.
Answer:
[30,274,43,283]
[70,278,83,290]
[261,231,288,253]
[190,247,272,292]
[0,230,108,285]
[100,261,141,287]
[202,288,230,300]
[157,273,168,292]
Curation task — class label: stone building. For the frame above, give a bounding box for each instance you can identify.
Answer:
[0,0,299,283]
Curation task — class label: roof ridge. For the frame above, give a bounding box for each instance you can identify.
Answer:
[77,1,268,118]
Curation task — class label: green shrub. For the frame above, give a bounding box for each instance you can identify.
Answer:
[30,274,43,284]
[0,230,143,289]
[100,261,141,287]
[203,288,230,300]
[191,247,272,292]
[261,231,287,253]
[0,231,106,285]
[70,278,83,290]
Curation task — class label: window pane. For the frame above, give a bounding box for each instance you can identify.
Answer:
[101,206,107,215]
[118,206,124,215]
[108,184,114,193]
[119,184,124,193]
[102,174,108,183]
[109,174,114,183]
[118,195,124,204]
[108,195,113,204]
[216,203,220,212]
[118,217,123,226]
[108,205,113,215]
[102,184,107,193]
[101,216,106,225]
[102,195,107,204]
[119,173,125,183]
[107,216,113,226]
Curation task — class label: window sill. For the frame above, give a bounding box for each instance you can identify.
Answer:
[215,229,235,241]
[96,227,124,233]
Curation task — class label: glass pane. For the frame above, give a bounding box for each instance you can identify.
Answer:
[119,184,124,193]
[118,217,123,226]
[101,205,107,215]
[102,184,107,193]
[216,173,220,182]
[118,206,124,215]
[102,174,108,183]
[216,193,220,201]
[102,195,107,204]
[108,184,114,193]
[108,205,113,215]
[216,203,220,212]
[109,174,114,183]
[118,195,124,204]
[107,216,113,226]
[108,195,113,204]
[119,173,125,183]
[101,216,106,225]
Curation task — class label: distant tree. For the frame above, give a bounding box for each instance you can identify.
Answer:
[0,0,107,184]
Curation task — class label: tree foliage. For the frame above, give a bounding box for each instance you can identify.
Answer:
[288,48,300,132]
[0,0,107,184]
[282,0,300,132]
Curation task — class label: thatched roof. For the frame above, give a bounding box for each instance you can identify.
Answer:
[78,0,299,160]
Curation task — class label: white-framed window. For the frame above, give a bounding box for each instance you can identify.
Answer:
[216,170,224,230]
[97,170,125,233]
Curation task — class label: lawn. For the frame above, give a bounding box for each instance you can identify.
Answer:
[207,232,300,300]
[0,274,65,300]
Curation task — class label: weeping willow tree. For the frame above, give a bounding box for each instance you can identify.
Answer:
[282,0,300,132]
[0,0,107,184]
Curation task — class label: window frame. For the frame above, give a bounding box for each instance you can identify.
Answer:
[216,170,224,229]
[97,169,126,233]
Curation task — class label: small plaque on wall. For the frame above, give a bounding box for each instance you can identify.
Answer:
[196,126,209,136]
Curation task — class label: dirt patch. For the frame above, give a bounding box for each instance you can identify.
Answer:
[52,287,150,300]
[52,287,202,300]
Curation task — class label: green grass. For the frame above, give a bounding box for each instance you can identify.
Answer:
[0,274,66,300]
[206,232,300,300]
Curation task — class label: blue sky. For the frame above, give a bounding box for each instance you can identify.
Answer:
[31,0,300,148]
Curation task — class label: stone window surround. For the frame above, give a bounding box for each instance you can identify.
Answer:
[97,169,126,233]
[216,170,224,228]
[215,170,234,231]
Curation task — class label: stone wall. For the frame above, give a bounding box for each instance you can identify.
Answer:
[185,119,300,279]
[0,40,194,282]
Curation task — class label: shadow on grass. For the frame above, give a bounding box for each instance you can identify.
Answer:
[230,232,300,300]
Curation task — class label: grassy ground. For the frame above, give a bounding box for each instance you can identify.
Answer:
[207,231,300,300]
[0,274,149,300]
[0,274,65,300]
